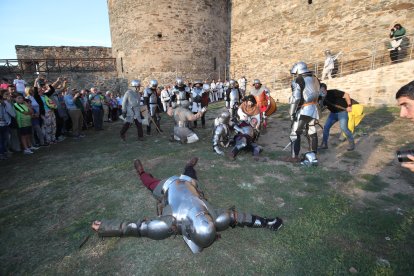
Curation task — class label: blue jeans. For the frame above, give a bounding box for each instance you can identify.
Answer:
[0,125,10,155]
[322,111,354,144]
[92,107,103,130]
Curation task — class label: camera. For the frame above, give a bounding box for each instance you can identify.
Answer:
[396,149,414,163]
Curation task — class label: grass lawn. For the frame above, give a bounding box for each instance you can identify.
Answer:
[1,102,413,275]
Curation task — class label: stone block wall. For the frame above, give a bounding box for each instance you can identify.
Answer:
[3,46,123,93]
[108,0,230,85]
[230,0,414,89]
[273,59,414,106]
[15,45,112,59]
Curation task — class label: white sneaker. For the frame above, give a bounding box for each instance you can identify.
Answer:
[23,149,33,155]
[30,146,40,150]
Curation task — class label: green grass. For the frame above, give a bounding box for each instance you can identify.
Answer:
[355,174,390,192]
[0,103,413,275]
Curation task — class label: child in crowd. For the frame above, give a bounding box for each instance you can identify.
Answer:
[13,95,38,154]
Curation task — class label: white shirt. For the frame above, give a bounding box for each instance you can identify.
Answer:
[13,79,26,93]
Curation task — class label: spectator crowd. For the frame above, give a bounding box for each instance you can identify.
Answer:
[0,74,121,160]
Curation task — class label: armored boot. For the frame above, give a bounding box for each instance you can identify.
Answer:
[146,125,151,135]
[347,139,355,151]
[250,215,283,231]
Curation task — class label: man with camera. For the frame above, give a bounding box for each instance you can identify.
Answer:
[388,23,406,62]
[396,80,414,172]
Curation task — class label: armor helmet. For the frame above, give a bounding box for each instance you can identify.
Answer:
[253,79,261,85]
[301,151,318,167]
[193,79,203,85]
[218,111,231,124]
[149,79,158,89]
[189,212,216,248]
[130,79,141,87]
[176,78,185,88]
[290,61,310,75]
[229,79,236,88]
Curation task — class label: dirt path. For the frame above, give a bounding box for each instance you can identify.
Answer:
[255,108,414,206]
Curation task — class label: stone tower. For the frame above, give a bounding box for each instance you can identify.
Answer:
[107,0,230,85]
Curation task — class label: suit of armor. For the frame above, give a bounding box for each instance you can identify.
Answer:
[143,87,162,134]
[289,62,320,161]
[190,84,208,128]
[229,120,262,160]
[212,111,231,155]
[120,89,144,141]
[95,158,283,253]
[225,87,242,119]
[167,101,206,143]
[172,85,190,107]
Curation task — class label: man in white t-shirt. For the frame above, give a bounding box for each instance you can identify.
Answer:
[13,74,27,95]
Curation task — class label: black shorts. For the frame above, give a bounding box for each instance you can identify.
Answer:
[18,126,33,136]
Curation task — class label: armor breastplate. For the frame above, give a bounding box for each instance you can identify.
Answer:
[127,91,140,107]
[192,88,203,103]
[294,75,320,119]
[302,76,319,103]
[145,88,158,104]
[163,175,215,248]
[165,176,207,218]
[229,89,239,102]
[174,86,189,102]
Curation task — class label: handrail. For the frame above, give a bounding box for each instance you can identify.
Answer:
[0,58,117,74]
[272,33,414,90]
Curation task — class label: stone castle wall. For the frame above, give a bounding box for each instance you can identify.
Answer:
[15,45,112,59]
[230,0,414,90]
[4,46,123,93]
[273,60,414,106]
[107,0,229,85]
[4,1,413,102]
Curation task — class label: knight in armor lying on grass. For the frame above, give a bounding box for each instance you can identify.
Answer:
[92,157,283,253]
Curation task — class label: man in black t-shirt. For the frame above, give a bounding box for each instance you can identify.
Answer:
[319,83,355,151]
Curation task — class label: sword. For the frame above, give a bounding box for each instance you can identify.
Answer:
[148,113,162,134]
[282,141,291,151]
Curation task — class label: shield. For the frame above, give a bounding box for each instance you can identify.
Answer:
[265,96,277,116]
